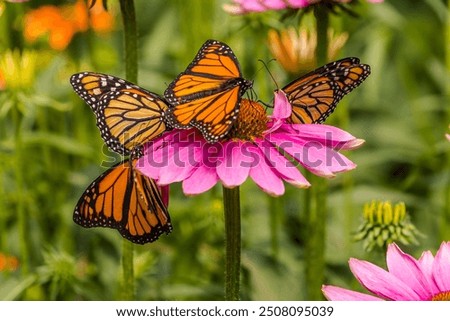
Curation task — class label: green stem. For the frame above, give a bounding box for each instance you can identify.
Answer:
[314,5,329,66]
[303,5,329,301]
[304,175,328,300]
[120,240,134,300]
[343,171,354,257]
[223,186,241,301]
[0,2,11,51]
[120,0,138,83]
[13,104,29,276]
[119,0,138,300]
[442,0,450,240]
[332,99,354,256]
[269,196,282,259]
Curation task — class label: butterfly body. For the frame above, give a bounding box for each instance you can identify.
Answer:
[73,159,172,244]
[279,57,371,124]
[164,39,252,143]
[70,72,169,157]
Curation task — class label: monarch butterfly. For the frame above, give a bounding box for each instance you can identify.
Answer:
[277,57,371,124]
[70,72,169,157]
[73,159,172,244]
[164,39,253,143]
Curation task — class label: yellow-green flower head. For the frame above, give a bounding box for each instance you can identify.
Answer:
[0,49,37,91]
[354,200,423,252]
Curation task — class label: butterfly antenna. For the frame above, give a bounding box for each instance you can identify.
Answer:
[258,99,272,109]
[248,87,258,101]
[257,59,279,89]
[253,59,278,109]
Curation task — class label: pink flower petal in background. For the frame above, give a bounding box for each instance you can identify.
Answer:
[224,0,383,15]
[386,244,433,299]
[223,0,310,14]
[432,242,450,293]
[323,242,450,301]
[417,250,441,294]
[350,258,422,300]
[321,285,383,301]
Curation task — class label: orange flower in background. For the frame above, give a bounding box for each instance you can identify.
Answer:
[90,1,114,33]
[23,0,114,51]
[0,70,5,90]
[0,253,19,272]
[268,27,348,75]
[23,6,66,45]
[48,18,76,51]
[65,0,89,33]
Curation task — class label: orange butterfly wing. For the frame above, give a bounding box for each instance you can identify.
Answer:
[281,57,371,124]
[164,39,252,142]
[70,72,169,156]
[73,159,172,244]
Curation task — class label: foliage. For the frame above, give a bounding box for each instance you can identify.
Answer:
[0,0,448,300]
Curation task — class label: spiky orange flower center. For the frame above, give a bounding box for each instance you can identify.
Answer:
[432,291,450,301]
[228,99,268,141]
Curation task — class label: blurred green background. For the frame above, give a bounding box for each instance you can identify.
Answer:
[0,0,448,300]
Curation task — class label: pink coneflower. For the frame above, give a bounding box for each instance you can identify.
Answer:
[224,0,383,15]
[136,93,363,196]
[322,242,450,301]
[224,0,309,15]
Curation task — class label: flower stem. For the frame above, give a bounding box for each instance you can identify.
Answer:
[119,0,138,300]
[304,175,328,300]
[314,4,329,66]
[119,0,138,84]
[269,196,282,259]
[120,240,134,300]
[303,5,330,301]
[442,0,450,240]
[222,186,241,301]
[13,104,29,276]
